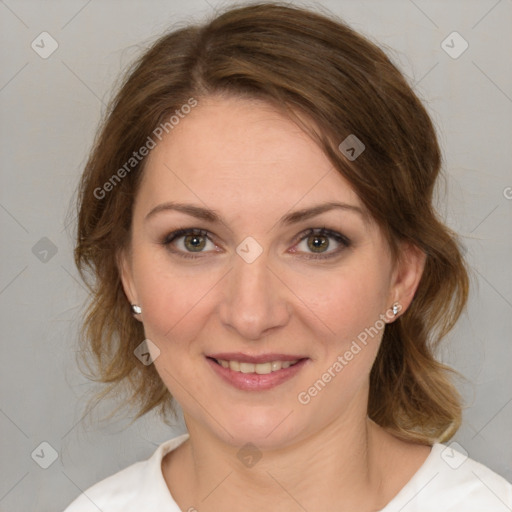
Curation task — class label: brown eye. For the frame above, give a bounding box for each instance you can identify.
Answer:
[183,233,207,252]
[294,228,351,260]
[307,234,330,253]
[162,228,216,259]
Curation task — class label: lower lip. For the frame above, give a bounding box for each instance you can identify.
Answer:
[206,357,308,391]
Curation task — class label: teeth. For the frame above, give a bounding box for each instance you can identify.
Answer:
[217,359,299,374]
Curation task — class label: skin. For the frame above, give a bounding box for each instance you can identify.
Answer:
[119,95,430,512]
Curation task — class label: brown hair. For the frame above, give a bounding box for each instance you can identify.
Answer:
[74,1,469,443]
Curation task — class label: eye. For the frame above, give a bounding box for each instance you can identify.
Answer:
[161,228,217,259]
[292,227,351,260]
[161,226,351,261]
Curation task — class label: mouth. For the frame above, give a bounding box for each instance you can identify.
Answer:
[205,353,309,391]
[208,356,303,374]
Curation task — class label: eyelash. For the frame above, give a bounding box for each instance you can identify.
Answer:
[160,227,351,261]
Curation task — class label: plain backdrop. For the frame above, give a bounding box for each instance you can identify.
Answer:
[0,0,511,511]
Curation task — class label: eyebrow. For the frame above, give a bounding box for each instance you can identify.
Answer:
[145,200,369,226]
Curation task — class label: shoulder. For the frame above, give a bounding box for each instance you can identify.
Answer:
[62,433,189,512]
[383,442,512,512]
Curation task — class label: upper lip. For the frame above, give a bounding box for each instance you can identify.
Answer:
[207,352,308,364]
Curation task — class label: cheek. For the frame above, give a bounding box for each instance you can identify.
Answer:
[304,262,389,337]
[303,271,388,403]
[298,261,390,395]
[131,249,183,336]
[131,249,218,347]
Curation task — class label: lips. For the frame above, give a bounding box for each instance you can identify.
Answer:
[205,353,309,391]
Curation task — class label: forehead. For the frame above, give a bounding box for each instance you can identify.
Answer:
[135,95,369,225]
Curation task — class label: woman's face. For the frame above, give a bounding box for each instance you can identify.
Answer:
[120,95,423,449]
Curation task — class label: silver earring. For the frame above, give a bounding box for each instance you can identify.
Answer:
[392,303,400,316]
[131,304,142,315]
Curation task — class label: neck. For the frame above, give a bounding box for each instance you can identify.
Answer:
[170,407,397,511]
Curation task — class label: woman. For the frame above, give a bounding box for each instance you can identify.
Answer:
[64,2,512,511]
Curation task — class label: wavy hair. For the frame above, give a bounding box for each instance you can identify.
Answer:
[74,1,469,443]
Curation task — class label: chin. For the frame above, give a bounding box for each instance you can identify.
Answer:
[213,407,304,449]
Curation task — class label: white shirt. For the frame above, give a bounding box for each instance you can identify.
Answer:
[63,433,512,511]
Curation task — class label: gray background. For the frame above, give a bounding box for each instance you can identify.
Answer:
[0,0,511,511]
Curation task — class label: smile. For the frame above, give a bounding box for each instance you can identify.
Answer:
[213,358,300,374]
[206,355,309,391]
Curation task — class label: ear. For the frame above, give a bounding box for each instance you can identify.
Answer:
[116,247,142,321]
[387,241,426,320]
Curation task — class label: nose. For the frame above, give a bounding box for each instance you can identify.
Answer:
[218,249,291,340]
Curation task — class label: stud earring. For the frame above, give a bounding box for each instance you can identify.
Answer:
[131,304,142,315]
[392,302,400,316]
